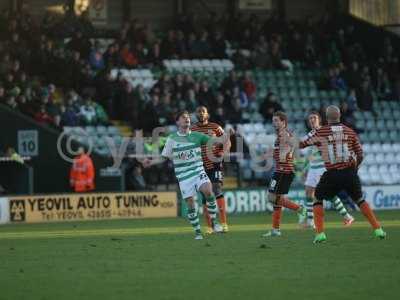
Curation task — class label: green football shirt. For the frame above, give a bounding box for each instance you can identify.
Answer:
[161,131,210,183]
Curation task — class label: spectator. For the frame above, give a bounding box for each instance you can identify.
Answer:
[346,88,358,111]
[5,147,24,164]
[120,43,138,68]
[59,104,79,127]
[211,31,226,58]
[356,80,374,111]
[182,73,195,92]
[214,92,227,110]
[252,35,270,68]
[186,32,197,58]
[228,97,243,123]
[5,95,18,110]
[103,43,120,68]
[127,164,147,191]
[16,71,29,90]
[160,30,177,59]
[142,93,161,133]
[242,71,256,100]
[120,83,137,122]
[67,31,91,59]
[221,70,239,96]
[159,93,175,125]
[95,71,117,117]
[197,80,214,108]
[134,42,148,66]
[270,34,283,68]
[259,93,283,121]
[329,67,346,90]
[79,98,97,125]
[17,95,35,116]
[175,30,187,58]
[35,105,54,125]
[173,73,185,96]
[194,31,211,58]
[70,146,95,192]
[326,42,341,65]
[92,101,108,125]
[304,33,318,67]
[89,42,105,71]
[3,73,15,90]
[213,107,227,127]
[40,95,59,118]
[340,101,358,131]
[184,89,198,112]
[153,73,173,94]
[0,84,5,103]
[374,67,392,99]
[345,61,362,89]
[0,53,12,75]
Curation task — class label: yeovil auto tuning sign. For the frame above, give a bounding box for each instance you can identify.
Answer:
[8,192,177,223]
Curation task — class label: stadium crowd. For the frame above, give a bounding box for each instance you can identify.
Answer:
[0,8,399,134]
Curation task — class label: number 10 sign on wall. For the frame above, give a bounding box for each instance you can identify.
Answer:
[18,130,38,156]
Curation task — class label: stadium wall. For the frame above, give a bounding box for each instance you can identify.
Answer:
[0,104,122,194]
[0,191,177,224]
[180,186,400,216]
[0,185,399,225]
[130,0,176,30]
[284,0,330,20]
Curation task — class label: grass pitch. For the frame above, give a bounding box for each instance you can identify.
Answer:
[0,210,399,300]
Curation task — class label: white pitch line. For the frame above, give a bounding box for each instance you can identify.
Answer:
[0,221,399,240]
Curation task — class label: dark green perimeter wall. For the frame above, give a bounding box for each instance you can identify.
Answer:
[0,105,122,194]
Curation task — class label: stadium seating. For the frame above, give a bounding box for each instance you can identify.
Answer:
[110,68,156,89]
[227,66,400,186]
[163,59,234,73]
[63,126,124,156]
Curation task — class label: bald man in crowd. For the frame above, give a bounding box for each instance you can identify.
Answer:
[299,105,386,243]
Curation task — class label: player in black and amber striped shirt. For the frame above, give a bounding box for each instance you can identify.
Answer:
[192,106,230,233]
[263,111,306,238]
[299,105,386,243]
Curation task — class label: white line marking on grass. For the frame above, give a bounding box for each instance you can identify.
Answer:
[0,221,399,240]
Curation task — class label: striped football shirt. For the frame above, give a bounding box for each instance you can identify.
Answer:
[273,128,295,174]
[191,122,224,170]
[161,131,210,183]
[299,123,363,170]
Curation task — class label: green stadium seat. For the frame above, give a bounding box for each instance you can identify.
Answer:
[319,90,328,100]
[386,119,395,130]
[365,120,375,130]
[359,133,369,143]
[368,131,380,143]
[379,131,389,143]
[389,131,399,142]
[338,90,347,98]
[362,111,374,120]
[85,126,96,136]
[297,80,306,87]
[393,110,400,119]
[328,90,338,99]
[355,119,365,128]
[376,120,386,130]
[287,88,297,98]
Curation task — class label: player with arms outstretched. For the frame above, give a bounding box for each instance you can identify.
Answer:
[302,111,354,228]
[263,111,306,237]
[299,106,386,243]
[192,106,230,233]
[143,111,230,240]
